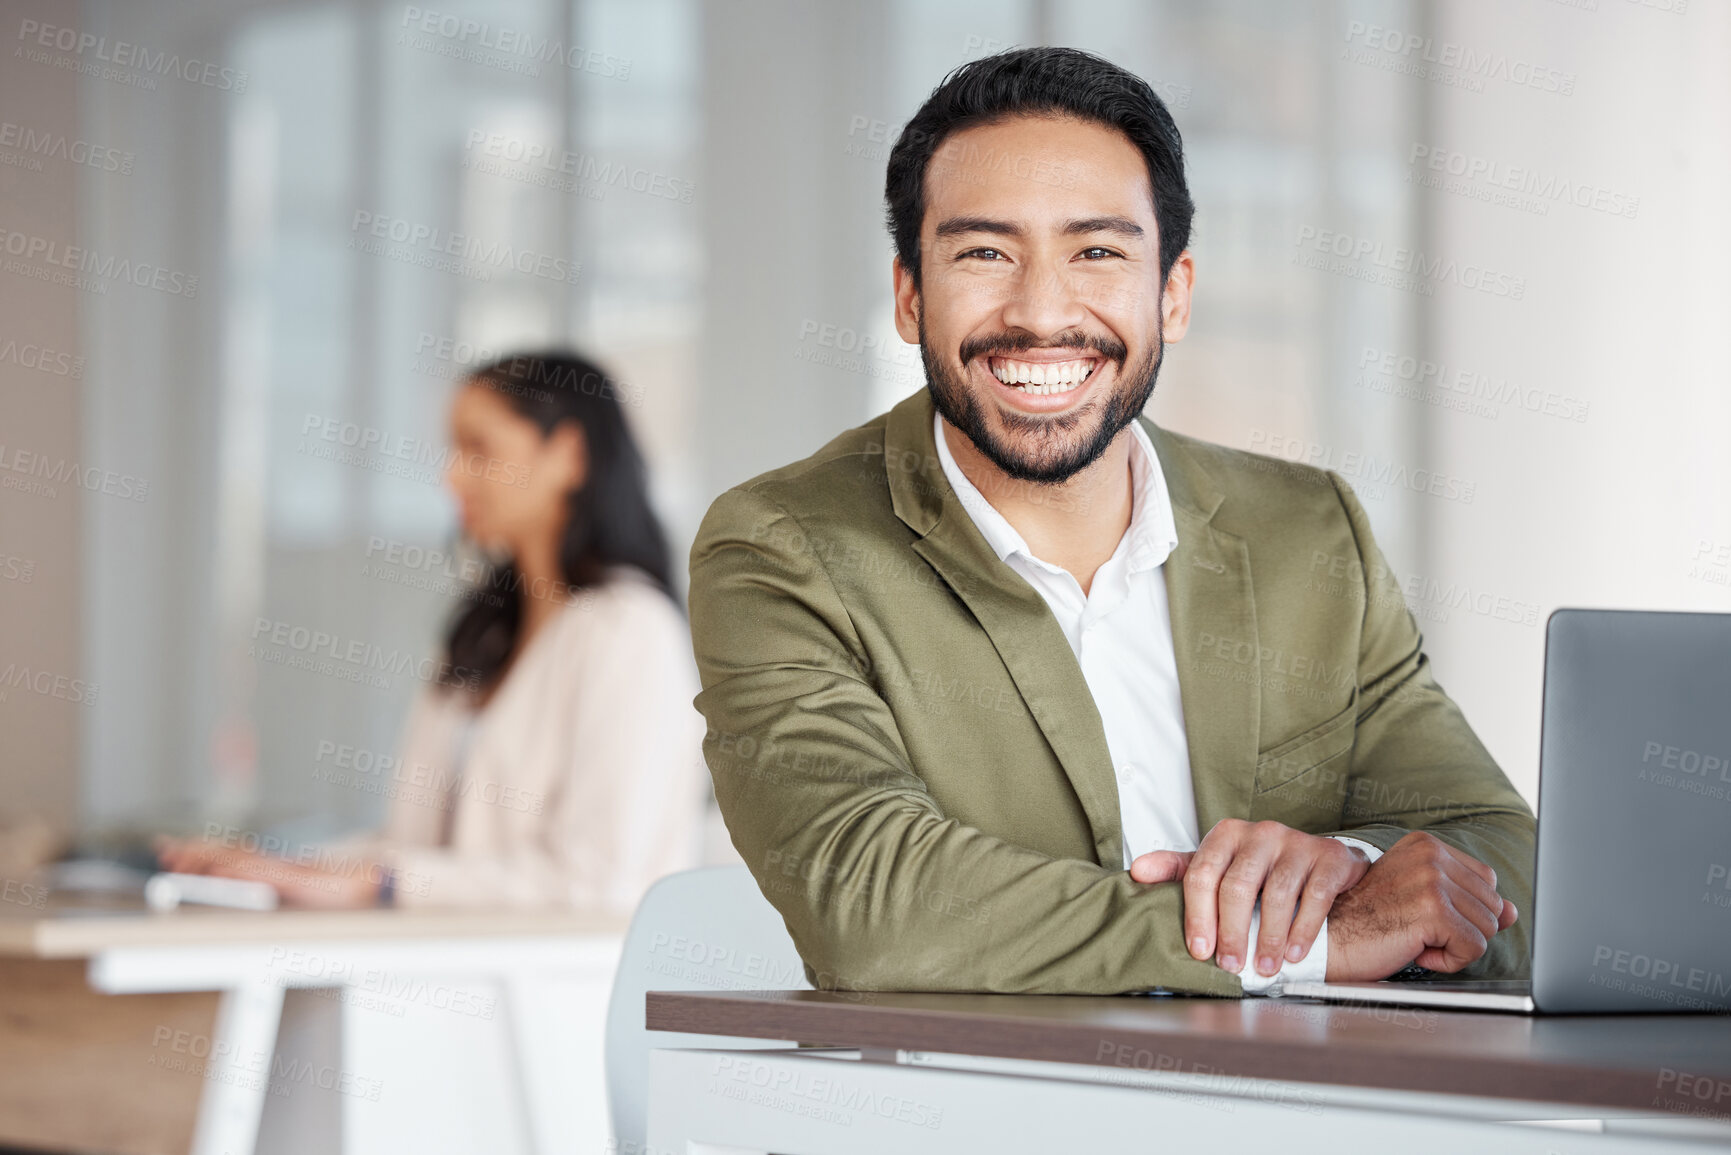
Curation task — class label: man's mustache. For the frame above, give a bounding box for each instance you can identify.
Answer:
[957,329,1129,367]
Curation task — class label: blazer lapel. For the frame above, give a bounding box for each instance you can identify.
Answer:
[1147,421,1261,834]
[885,393,1125,868]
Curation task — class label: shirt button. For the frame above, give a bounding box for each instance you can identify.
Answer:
[1117,764,1135,782]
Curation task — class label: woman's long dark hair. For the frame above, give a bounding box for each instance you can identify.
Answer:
[440,350,673,694]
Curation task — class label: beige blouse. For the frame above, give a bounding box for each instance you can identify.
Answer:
[355,565,709,915]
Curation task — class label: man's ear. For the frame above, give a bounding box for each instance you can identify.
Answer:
[1161,250,1195,343]
[892,256,921,344]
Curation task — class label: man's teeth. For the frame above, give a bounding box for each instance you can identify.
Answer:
[989,358,1095,395]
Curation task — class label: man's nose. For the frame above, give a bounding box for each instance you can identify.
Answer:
[999,262,1088,339]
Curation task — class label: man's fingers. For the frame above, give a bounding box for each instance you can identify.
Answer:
[1284,871,1339,965]
[1129,850,1192,885]
[1211,852,1271,973]
[1442,855,1504,923]
[1182,825,1241,960]
[1422,914,1490,973]
[1451,848,1498,891]
[1409,879,1500,974]
[1497,897,1519,931]
[1253,854,1309,975]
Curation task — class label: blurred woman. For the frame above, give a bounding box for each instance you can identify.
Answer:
[160,351,707,914]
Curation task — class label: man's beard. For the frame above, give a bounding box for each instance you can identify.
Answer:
[919,314,1163,485]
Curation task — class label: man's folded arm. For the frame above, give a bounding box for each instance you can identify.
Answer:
[689,486,1239,996]
[1319,473,1537,978]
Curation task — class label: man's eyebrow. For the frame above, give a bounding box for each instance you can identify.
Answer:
[1064,216,1145,240]
[933,215,1025,239]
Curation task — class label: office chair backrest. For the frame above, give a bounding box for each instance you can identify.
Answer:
[603,864,810,1151]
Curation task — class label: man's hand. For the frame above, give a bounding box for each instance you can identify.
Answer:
[1129,819,1372,976]
[1325,830,1519,980]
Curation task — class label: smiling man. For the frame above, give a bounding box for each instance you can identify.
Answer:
[689,47,1534,995]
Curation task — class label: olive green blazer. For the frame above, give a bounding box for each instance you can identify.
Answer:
[688,390,1535,996]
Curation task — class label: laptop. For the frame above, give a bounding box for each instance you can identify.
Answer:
[1278,608,1731,1015]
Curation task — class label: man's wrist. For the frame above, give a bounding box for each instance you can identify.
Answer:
[1330,835,1383,864]
[1235,906,1328,993]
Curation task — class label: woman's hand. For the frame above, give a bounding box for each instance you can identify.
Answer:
[153,835,383,909]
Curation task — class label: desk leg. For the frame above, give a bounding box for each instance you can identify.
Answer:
[190,981,286,1155]
[496,976,544,1155]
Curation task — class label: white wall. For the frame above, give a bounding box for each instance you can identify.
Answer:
[1419,0,1731,797]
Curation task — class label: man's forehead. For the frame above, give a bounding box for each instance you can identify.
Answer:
[924,114,1156,228]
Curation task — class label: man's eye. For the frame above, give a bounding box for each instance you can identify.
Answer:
[959,247,1006,261]
[1080,247,1122,260]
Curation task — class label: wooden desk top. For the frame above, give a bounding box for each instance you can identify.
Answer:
[647,989,1731,1118]
[0,896,627,958]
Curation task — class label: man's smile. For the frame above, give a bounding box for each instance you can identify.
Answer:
[972,348,1111,413]
[986,354,1099,395]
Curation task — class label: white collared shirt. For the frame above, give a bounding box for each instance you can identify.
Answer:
[933,412,1375,991]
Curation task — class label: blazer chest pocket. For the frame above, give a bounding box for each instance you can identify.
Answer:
[1253,699,1357,797]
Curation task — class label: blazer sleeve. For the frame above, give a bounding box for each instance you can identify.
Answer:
[689,486,1242,996]
[388,584,708,914]
[1316,473,1537,979]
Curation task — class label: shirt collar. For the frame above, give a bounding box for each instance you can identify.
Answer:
[931,411,1179,576]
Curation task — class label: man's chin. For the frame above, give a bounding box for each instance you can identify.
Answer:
[970,415,1111,485]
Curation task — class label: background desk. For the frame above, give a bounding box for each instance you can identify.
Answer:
[0,898,626,1155]
[646,988,1731,1153]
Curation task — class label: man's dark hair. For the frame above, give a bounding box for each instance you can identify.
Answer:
[885,46,1194,287]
